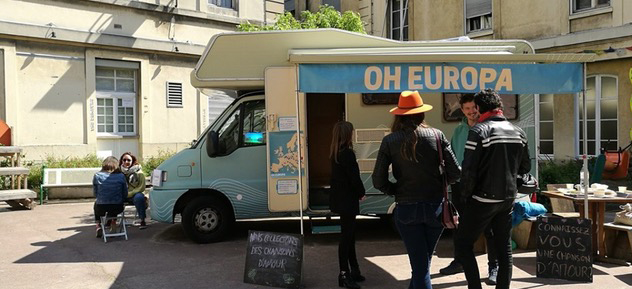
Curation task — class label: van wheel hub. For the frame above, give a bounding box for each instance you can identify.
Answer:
[194,208,219,232]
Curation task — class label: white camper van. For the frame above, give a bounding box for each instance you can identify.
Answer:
[150,29,588,243]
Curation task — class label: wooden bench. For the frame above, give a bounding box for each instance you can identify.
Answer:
[0,146,37,209]
[40,167,101,204]
[604,222,632,262]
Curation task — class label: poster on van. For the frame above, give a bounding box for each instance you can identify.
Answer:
[269,131,304,178]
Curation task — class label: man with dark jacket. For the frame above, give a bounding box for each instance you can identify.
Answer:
[440,94,498,285]
[454,89,531,289]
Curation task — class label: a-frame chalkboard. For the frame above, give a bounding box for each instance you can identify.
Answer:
[536,217,593,282]
[244,230,303,288]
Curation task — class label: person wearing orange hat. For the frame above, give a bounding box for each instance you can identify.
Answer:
[372,90,461,289]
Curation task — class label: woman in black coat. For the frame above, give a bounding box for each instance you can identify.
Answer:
[329,121,366,289]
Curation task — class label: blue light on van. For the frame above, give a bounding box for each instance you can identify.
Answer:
[244,132,265,144]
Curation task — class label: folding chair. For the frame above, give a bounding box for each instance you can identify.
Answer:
[100,211,129,243]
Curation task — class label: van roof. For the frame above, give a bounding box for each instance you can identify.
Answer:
[191,29,594,91]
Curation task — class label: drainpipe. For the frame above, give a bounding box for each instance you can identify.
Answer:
[264,0,267,26]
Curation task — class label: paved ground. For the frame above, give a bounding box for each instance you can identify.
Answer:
[1,201,631,289]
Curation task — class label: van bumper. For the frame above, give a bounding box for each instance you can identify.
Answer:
[149,188,187,223]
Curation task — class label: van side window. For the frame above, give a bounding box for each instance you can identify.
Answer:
[242,100,266,146]
[216,100,265,155]
[217,106,241,155]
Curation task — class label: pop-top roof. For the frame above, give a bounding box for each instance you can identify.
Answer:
[191,29,595,90]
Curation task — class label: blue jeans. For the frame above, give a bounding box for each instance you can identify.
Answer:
[127,192,147,220]
[395,201,444,289]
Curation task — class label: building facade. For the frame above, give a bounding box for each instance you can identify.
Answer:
[0,0,283,161]
[401,0,632,160]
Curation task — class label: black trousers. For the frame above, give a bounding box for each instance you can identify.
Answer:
[338,214,360,272]
[451,183,498,268]
[93,203,124,222]
[454,199,514,289]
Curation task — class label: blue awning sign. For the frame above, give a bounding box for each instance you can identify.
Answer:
[298,63,583,94]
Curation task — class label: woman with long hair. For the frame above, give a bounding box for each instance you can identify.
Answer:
[372,91,461,289]
[93,156,128,238]
[329,121,366,289]
[119,152,147,229]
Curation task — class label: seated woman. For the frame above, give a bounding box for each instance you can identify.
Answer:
[93,156,128,238]
[119,152,148,229]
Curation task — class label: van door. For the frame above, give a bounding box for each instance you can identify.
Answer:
[200,96,268,219]
[307,93,345,210]
[265,67,308,212]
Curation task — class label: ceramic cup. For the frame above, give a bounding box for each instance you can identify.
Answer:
[566,184,574,189]
[619,186,627,192]
[594,189,605,197]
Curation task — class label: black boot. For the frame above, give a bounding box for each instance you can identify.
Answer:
[338,271,360,289]
[439,260,463,275]
[350,269,366,282]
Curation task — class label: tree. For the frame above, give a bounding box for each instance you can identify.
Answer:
[237,5,365,34]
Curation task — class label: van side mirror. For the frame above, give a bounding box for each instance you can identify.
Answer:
[206,130,219,157]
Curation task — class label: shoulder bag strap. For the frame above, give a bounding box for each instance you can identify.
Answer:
[433,128,449,200]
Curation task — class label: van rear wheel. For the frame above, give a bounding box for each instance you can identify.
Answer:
[182,196,233,243]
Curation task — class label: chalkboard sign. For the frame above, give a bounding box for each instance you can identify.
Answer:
[244,230,303,288]
[536,217,593,282]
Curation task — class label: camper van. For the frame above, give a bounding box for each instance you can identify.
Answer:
[150,29,587,243]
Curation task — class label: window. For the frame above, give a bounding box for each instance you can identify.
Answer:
[217,105,241,154]
[96,67,137,136]
[465,0,492,33]
[538,94,554,157]
[572,0,610,13]
[217,100,266,155]
[389,0,408,41]
[242,100,266,146]
[577,75,618,156]
[209,0,233,9]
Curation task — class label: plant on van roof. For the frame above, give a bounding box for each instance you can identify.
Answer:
[237,5,366,34]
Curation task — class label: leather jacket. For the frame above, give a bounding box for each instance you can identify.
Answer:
[372,127,461,203]
[461,116,531,201]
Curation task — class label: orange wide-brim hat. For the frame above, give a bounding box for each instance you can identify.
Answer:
[389,90,433,115]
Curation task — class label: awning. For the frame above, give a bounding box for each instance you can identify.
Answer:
[288,47,597,64]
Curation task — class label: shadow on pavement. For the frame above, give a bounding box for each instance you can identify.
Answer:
[13,216,413,289]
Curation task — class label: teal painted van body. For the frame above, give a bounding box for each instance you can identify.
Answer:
[150,94,394,230]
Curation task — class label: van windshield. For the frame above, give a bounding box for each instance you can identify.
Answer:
[191,100,237,149]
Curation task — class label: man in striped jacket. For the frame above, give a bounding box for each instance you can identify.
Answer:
[454,88,531,289]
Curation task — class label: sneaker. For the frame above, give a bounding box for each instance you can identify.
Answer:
[439,260,463,275]
[487,266,498,285]
[139,220,147,230]
[96,226,103,238]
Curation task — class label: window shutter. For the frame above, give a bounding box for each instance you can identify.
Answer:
[466,0,492,18]
[166,82,183,107]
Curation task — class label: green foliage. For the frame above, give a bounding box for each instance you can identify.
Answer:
[141,150,176,176]
[538,159,583,190]
[237,5,366,33]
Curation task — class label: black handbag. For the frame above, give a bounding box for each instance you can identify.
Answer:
[433,129,459,229]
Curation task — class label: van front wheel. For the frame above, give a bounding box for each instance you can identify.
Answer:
[182,196,233,243]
